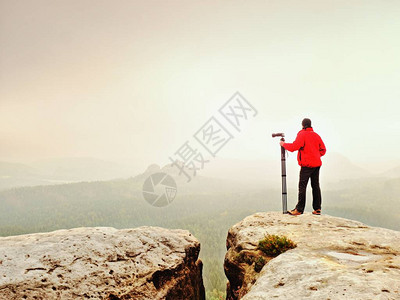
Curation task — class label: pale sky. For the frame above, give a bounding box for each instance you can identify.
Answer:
[1,0,399,170]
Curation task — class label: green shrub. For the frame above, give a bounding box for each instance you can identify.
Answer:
[258,234,296,257]
[234,252,254,265]
[254,256,266,272]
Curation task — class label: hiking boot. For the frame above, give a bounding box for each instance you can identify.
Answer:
[288,208,302,216]
[312,209,321,215]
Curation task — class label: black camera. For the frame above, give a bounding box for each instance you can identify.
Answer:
[272,133,285,138]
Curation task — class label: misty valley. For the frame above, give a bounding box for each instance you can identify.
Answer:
[0,159,399,299]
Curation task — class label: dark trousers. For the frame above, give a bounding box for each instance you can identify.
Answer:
[296,166,322,213]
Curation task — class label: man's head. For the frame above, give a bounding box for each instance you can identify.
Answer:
[302,118,312,129]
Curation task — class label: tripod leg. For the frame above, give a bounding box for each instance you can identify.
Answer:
[281,142,288,214]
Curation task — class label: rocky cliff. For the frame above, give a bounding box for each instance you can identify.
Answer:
[224,212,400,300]
[0,226,205,300]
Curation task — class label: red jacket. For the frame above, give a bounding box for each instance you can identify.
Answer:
[283,127,326,167]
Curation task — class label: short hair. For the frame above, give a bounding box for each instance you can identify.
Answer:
[302,118,312,128]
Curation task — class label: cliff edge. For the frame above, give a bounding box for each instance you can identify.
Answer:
[224,212,400,300]
[0,226,205,300]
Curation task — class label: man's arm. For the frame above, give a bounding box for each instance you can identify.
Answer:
[279,132,304,152]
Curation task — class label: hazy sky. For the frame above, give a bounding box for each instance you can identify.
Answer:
[1,0,399,170]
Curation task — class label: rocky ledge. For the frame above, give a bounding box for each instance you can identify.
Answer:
[224,212,400,300]
[0,226,205,300]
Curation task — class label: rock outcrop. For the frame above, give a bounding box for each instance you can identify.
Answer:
[0,226,205,300]
[224,212,400,300]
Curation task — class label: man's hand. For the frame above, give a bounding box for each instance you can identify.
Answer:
[279,141,285,147]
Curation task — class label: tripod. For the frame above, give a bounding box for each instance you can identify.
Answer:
[272,133,288,214]
[279,137,288,214]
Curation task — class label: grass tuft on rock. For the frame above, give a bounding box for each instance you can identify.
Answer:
[258,234,296,257]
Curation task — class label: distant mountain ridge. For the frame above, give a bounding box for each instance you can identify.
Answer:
[0,157,138,190]
[0,153,398,191]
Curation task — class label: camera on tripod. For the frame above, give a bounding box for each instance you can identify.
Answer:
[272,133,285,138]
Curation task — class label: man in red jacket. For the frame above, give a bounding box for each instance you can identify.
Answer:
[279,118,326,215]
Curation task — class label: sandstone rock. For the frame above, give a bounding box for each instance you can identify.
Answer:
[224,212,400,300]
[0,226,205,300]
